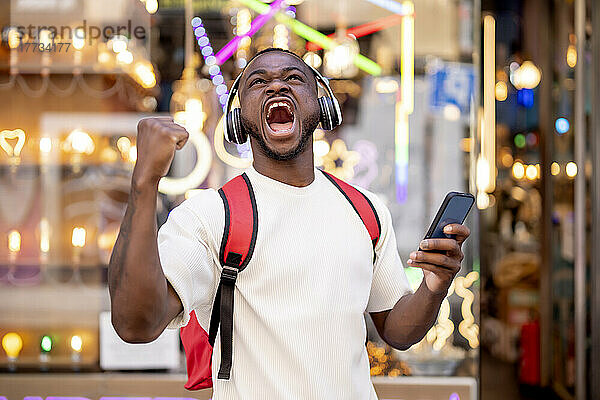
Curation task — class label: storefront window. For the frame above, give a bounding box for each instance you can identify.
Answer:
[0,1,480,398]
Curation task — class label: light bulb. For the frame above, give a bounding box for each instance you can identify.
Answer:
[71,227,86,248]
[2,332,23,359]
[41,335,52,353]
[70,335,83,352]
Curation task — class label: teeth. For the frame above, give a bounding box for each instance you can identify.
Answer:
[266,101,293,119]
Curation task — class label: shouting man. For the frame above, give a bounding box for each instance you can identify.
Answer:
[109,48,470,399]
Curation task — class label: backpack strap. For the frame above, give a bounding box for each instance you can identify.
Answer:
[320,170,381,261]
[208,172,258,380]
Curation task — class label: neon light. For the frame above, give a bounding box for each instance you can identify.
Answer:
[364,0,408,14]
[555,117,570,134]
[215,0,286,65]
[479,14,496,204]
[394,2,414,203]
[239,0,382,76]
[394,101,409,202]
[306,14,406,51]
[192,17,230,108]
[400,2,414,113]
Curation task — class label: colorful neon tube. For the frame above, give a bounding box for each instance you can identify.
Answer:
[306,14,406,51]
[364,0,408,14]
[239,0,382,76]
[215,0,286,65]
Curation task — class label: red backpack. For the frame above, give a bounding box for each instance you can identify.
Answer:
[179,170,381,390]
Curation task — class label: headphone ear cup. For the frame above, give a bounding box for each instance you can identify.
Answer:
[225,108,247,144]
[232,108,247,144]
[318,96,340,131]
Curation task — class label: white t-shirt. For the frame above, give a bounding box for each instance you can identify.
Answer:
[159,166,412,400]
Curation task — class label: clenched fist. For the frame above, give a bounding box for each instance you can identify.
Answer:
[132,117,190,188]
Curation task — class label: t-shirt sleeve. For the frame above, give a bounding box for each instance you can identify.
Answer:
[158,201,217,330]
[365,193,413,313]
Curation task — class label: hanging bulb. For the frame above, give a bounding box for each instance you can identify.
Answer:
[2,332,23,359]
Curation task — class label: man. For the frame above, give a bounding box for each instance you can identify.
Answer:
[108,48,470,399]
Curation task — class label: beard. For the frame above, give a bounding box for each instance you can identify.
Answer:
[241,111,320,161]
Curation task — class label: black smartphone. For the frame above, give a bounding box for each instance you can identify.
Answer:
[421,191,475,250]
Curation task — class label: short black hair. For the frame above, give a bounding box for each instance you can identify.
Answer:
[248,47,305,64]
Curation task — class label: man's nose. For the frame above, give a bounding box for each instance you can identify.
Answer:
[266,79,290,95]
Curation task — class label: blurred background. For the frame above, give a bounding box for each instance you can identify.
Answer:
[0,0,597,399]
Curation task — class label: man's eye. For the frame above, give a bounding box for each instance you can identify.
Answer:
[250,78,266,86]
[286,75,302,81]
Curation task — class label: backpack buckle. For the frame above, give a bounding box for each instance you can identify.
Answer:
[221,265,238,285]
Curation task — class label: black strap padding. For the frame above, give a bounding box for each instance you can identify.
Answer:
[216,265,238,379]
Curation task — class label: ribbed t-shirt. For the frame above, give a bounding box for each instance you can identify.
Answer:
[158,166,412,399]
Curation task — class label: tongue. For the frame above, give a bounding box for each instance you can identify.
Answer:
[269,121,293,132]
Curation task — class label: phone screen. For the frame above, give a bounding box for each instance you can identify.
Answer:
[427,194,474,239]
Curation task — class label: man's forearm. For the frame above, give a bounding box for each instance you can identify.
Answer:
[108,179,169,342]
[381,281,447,350]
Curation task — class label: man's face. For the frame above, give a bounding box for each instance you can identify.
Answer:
[238,51,321,161]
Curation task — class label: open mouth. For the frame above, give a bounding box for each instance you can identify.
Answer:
[265,99,295,134]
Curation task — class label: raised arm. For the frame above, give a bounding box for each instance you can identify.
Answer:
[108,117,189,343]
[370,224,470,350]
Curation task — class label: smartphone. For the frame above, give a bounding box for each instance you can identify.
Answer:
[421,192,475,250]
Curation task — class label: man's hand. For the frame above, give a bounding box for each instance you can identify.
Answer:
[132,117,190,187]
[406,224,471,295]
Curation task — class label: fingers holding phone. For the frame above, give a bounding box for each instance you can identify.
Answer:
[408,192,474,294]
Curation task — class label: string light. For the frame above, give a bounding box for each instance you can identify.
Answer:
[192,17,229,109]
[64,129,95,155]
[551,162,560,176]
[7,28,21,49]
[495,81,508,101]
[70,335,83,352]
[303,51,322,69]
[146,0,159,14]
[511,61,541,90]
[40,218,50,253]
[512,161,525,179]
[8,230,21,253]
[273,23,289,50]
[111,36,128,54]
[72,227,86,248]
[525,164,537,180]
[39,137,52,153]
[39,29,53,48]
[116,50,134,65]
[555,117,570,135]
[133,60,157,88]
[2,332,23,359]
[73,28,85,50]
[567,44,577,68]
[566,162,577,178]
[41,335,53,353]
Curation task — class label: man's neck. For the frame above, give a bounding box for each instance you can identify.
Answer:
[252,151,315,187]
